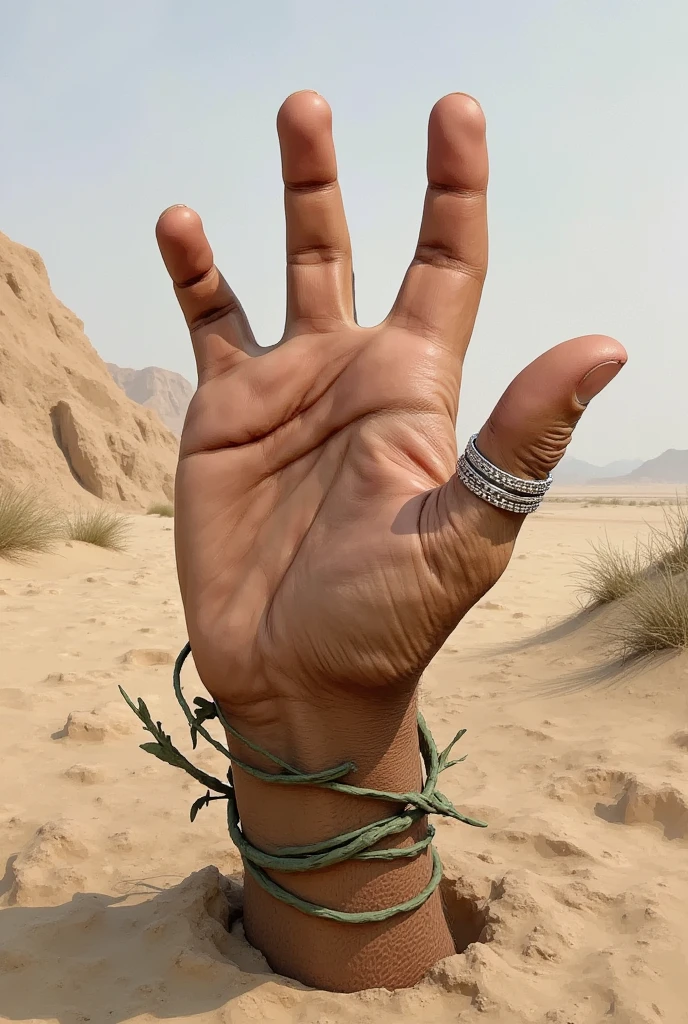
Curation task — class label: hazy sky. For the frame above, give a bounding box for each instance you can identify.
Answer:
[0,0,685,464]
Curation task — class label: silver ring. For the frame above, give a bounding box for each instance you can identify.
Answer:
[456,436,552,515]
[465,434,551,497]
[457,456,542,514]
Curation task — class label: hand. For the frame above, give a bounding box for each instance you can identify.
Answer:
[155,90,626,992]
[157,90,625,716]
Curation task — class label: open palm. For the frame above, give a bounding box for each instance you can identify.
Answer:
[158,91,625,719]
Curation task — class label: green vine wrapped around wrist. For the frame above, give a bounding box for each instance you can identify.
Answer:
[120,642,487,924]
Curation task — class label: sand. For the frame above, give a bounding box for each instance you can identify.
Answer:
[1,496,686,1024]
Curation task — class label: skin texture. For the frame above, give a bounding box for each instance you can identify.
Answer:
[156,90,626,992]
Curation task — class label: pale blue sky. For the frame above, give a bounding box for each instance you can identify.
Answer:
[0,0,685,463]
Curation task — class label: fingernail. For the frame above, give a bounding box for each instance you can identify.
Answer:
[575,360,625,406]
[159,204,188,218]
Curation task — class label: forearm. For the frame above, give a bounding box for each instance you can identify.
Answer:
[221,691,455,992]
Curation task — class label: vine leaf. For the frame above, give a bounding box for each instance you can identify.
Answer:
[190,696,219,749]
[190,790,212,822]
[119,686,231,797]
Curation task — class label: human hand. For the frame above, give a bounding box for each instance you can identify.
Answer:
[155,90,625,990]
[157,90,624,719]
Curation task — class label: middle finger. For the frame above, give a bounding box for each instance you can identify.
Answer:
[277,91,355,338]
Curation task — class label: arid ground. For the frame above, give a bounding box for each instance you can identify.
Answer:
[1,489,686,1024]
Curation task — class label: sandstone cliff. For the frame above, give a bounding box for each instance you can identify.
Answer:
[106,363,193,437]
[0,231,177,508]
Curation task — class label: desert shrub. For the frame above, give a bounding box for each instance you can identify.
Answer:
[147,502,174,517]
[650,499,688,576]
[66,507,130,550]
[0,487,63,561]
[573,536,650,605]
[607,571,688,658]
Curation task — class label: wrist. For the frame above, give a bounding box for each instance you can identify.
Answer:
[219,689,423,848]
[215,688,456,991]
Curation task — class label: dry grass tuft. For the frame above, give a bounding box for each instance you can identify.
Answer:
[545,495,671,507]
[607,571,688,658]
[0,488,63,561]
[573,536,650,605]
[574,495,688,608]
[590,496,622,506]
[650,500,688,576]
[66,507,130,550]
[147,502,174,517]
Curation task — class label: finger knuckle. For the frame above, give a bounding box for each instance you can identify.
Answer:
[413,245,486,283]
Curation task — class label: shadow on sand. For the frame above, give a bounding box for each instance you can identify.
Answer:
[0,866,286,1024]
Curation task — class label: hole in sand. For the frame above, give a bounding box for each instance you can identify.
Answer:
[440,872,490,953]
[595,780,688,840]
[220,871,491,954]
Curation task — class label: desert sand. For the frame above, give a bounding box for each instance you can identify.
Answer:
[1,494,686,1024]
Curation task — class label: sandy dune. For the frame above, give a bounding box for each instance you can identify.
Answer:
[1,498,686,1023]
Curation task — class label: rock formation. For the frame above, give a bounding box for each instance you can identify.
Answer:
[601,449,688,485]
[107,363,194,437]
[0,231,177,508]
[554,456,642,485]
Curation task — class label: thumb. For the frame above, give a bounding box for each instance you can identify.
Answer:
[431,334,627,606]
[475,333,626,485]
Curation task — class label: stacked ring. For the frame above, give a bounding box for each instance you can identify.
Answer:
[457,434,552,514]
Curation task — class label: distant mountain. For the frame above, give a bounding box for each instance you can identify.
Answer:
[553,456,643,485]
[107,363,194,436]
[600,449,688,485]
